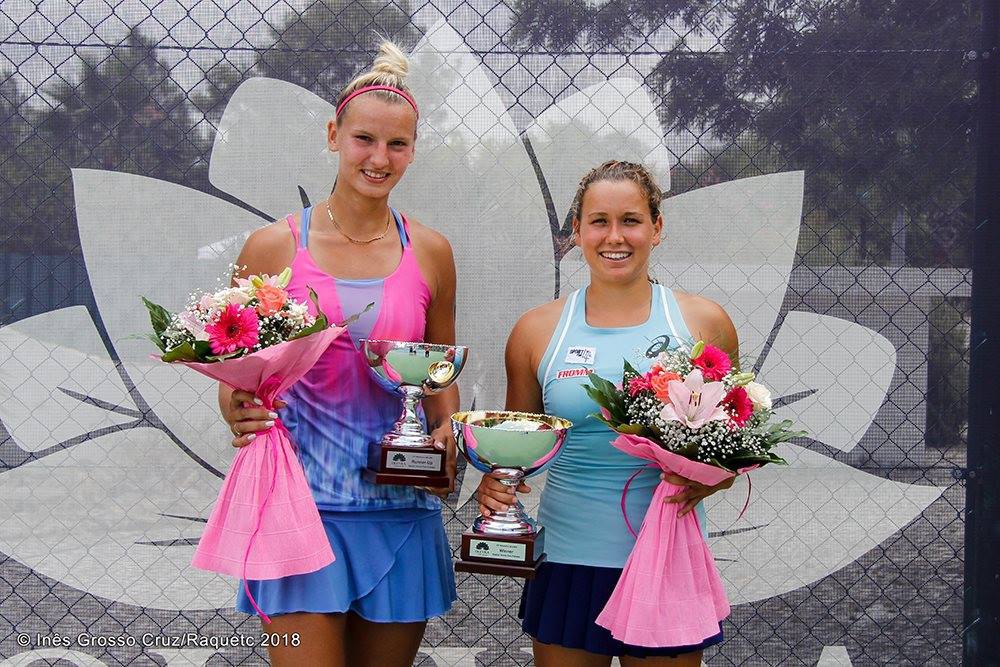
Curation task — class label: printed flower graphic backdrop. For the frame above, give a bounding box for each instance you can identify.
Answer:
[0,20,940,610]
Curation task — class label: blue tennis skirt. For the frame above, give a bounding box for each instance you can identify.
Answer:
[519,561,723,658]
[237,507,456,622]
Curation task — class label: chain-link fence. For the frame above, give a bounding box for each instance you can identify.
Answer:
[0,0,981,664]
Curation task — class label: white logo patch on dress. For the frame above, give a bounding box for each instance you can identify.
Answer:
[565,346,596,365]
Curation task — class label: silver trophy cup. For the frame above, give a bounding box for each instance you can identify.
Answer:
[361,339,467,485]
[452,410,571,575]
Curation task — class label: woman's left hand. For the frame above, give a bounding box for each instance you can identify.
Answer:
[416,424,457,499]
[662,473,735,517]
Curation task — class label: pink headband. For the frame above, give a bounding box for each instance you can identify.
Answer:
[336,85,419,119]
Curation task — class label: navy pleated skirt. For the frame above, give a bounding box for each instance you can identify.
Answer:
[519,561,723,658]
[237,507,456,622]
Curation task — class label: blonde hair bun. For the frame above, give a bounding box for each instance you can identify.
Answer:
[370,40,409,79]
[344,39,410,90]
[337,39,415,118]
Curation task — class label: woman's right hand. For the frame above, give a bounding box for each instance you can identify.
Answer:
[476,473,531,517]
[225,390,287,448]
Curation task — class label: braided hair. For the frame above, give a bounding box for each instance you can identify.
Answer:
[570,160,663,221]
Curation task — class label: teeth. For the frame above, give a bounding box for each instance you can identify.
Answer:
[600,251,631,260]
[363,170,388,179]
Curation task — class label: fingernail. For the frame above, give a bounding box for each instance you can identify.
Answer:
[253,397,263,405]
[501,505,509,512]
[264,420,275,428]
[433,440,445,450]
[246,433,257,441]
[267,412,278,419]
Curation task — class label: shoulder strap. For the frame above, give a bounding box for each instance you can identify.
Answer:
[300,207,312,248]
[285,214,300,246]
[540,289,581,388]
[657,285,688,351]
[391,208,410,247]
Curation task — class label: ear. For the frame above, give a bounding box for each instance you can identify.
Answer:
[327,118,339,153]
[572,218,581,244]
[651,214,664,247]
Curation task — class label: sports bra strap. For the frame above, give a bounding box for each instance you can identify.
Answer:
[392,208,410,247]
[300,207,313,248]
[298,206,407,248]
[285,214,300,246]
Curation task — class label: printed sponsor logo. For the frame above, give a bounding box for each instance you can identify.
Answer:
[556,368,594,380]
[565,346,596,364]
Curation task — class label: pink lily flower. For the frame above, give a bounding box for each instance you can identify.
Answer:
[178,310,210,341]
[659,369,728,429]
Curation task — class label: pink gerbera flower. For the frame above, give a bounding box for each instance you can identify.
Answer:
[205,303,259,355]
[722,386,754,427]
[691,344,732,381]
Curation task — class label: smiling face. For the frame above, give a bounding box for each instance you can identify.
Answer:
[574,178,662,285]
[327,94,417,200]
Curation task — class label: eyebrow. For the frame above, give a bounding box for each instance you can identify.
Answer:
[586,210,644,217]
[352,129,411,142]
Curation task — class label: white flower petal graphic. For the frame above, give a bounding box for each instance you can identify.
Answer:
[395,20,553,411]
[0,307,135,452]
[524,77,673,226]
[657,172,804,364]
[759,312,897,452]
[0,649,109,666]
[418,646,487,667]
[147,648,219,667]
[0,425,230,609]
[209,77,337,218]
[74,168,263,472]
[705,443,942,604]
[818,646,854,666]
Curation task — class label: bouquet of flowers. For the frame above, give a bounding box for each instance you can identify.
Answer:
[143,268,346,622]
[584,340,801,647]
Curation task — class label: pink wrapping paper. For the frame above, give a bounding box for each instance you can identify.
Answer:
[180,326,344,588]
[595,433,736,647]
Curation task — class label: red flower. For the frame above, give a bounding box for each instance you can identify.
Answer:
[205,303,260,355]
[692,344,732,381]
[722,386,754,427]
[627,374,652,396]
[649,370,682,404]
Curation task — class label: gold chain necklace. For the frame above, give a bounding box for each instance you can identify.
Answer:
[326,201,391,245]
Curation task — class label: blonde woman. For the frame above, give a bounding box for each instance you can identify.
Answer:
[221,42,458,667]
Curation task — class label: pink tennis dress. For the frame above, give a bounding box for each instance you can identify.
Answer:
[235,206,456,621]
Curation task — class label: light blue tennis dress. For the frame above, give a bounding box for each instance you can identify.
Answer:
[519,283,721,657]
[535,283,706,568]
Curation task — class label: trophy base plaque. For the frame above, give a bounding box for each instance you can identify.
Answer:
[454,526,546,579]
[363,442,449,487]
